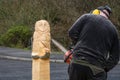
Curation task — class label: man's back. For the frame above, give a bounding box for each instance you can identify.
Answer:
[69,14,119,71]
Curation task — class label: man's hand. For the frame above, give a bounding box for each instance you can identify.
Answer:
[64,50,72,64]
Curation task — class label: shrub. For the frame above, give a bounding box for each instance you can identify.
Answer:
[0,25,32,48]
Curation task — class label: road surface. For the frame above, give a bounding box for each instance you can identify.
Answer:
[0,47,120,80]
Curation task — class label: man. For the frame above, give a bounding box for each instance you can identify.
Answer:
[68,5,119,80]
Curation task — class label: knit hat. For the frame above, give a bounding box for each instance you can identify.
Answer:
[97,5,112,15]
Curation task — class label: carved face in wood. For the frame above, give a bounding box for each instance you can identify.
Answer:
[35,20,50,32]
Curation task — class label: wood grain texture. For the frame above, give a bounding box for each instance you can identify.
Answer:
[32,20,51,80]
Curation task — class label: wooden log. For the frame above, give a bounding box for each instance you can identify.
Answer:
[32,20,51,80]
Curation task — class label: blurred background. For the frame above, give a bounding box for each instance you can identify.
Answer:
[0,0,119,51]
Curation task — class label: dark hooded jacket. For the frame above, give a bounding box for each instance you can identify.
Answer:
[68,14,120,72]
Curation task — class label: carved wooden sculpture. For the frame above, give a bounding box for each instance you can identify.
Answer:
[32,20,51,80]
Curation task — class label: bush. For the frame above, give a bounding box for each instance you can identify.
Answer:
[0,25,32,48]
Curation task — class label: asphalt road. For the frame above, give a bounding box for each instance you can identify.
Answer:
[0,59,120,80]
[0,58,69,80]
[0,47,120,80]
